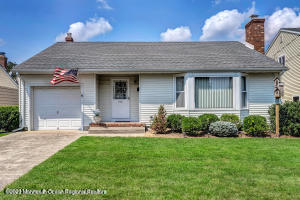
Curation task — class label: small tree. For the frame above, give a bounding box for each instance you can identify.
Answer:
[151,105,167,134]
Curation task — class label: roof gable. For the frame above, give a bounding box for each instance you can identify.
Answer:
[0,66,18,89]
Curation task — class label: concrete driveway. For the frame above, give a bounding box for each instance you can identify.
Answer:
[0,131,82,191]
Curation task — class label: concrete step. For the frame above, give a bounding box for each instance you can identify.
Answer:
[88,126,145,134]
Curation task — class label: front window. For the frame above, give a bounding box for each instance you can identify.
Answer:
[293,96,299,102]
[176,77,185,108]
[195,77,233,108]
[241,76,247,108]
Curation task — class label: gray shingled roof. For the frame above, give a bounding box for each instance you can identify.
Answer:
[14,41,286,73]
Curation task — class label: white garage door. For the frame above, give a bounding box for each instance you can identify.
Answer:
[33,87,81,130]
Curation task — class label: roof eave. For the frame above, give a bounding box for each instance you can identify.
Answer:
[14,67,287,74]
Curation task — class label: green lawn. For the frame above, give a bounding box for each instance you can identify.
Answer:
[0,132,9,137]
[1,137,300,199]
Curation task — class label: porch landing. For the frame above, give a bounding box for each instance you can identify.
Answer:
[88,122,146,135]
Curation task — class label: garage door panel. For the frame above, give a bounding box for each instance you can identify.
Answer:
[34,87,81,130]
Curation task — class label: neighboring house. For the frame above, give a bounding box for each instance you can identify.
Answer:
[0,52,18,105]
[13,17,286,131]
[266,28,300,102]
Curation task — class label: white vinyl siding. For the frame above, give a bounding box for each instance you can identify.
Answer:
[140,74,174,125]
[80,74,97,128]
[248,73,275,120]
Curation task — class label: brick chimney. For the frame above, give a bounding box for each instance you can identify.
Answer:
[0,52,7,70]
[245,14,265,54]
[65,32,74,42]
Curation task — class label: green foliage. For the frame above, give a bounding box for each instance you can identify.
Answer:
[198,114,219,132]
[268,101,300,136]
[220,113,242,130]
[182,117,201,136]
[0,106,19,132]
[151,105,167,134]
[209,121,238,137]
[5,61,17,81]
[166,114,185,132]
[243,115,268,136]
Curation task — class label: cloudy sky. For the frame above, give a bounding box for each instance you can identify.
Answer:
[0,0,299,63]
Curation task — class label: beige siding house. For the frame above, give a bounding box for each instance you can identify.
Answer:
[266,28,300,102]
[0,53,18,105]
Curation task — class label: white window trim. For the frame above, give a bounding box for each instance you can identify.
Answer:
[241,75,249,110]
[173,72,248,111]
[173,73,187,110]
[189,73,240,110]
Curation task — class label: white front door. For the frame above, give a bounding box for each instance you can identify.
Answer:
[33,87,81,130]
[112,80,130,120]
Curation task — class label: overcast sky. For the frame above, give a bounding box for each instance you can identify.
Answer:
[0,0,299,63]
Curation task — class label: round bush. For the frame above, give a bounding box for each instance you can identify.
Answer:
[198,114,219,132]
[182,117,201,136]
[209,121,238,137]
[243,115,268,136]
[166,114,185,132]
[220,113,242,130]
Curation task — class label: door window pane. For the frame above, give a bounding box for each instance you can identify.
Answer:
[114,81,127,99]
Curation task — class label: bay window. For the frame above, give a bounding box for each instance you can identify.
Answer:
[195,77,233,108]
[176,76,185,108]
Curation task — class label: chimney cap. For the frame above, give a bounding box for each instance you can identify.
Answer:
[0,52,5,56]
[65,32,74,42]
[250,14,259,19]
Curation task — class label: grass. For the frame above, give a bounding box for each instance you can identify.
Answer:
[0,130,9,137]
[1,137,300,199]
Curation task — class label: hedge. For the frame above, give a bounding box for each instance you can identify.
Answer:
[166,114,185,132]
[220,113,242,130]
[198,114,219,132]
[268,101,300,136]
[243,115,268,136]
[0,106,19,132]
[182,117,201,136]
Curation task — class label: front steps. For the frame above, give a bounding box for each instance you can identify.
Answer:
[88,122,146,135]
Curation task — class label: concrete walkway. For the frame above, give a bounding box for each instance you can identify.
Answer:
[0,131,82,191]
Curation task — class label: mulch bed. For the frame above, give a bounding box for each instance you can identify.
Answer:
[145,130,298,138]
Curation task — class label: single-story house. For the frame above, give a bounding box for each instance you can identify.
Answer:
[13,17,287,131]
[0,52,18,106]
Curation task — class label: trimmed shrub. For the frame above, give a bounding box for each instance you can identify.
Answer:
[198,114,219,132]
[0,106,19,132]
[209,121,238,137]
[151,105,167,134]
[167,114,185,132]
[269,101,300,136]
[182,117,201,136]
[243,115,268,136]
[220,113,242,130]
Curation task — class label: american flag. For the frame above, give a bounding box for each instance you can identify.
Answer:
[50,68,79,85]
